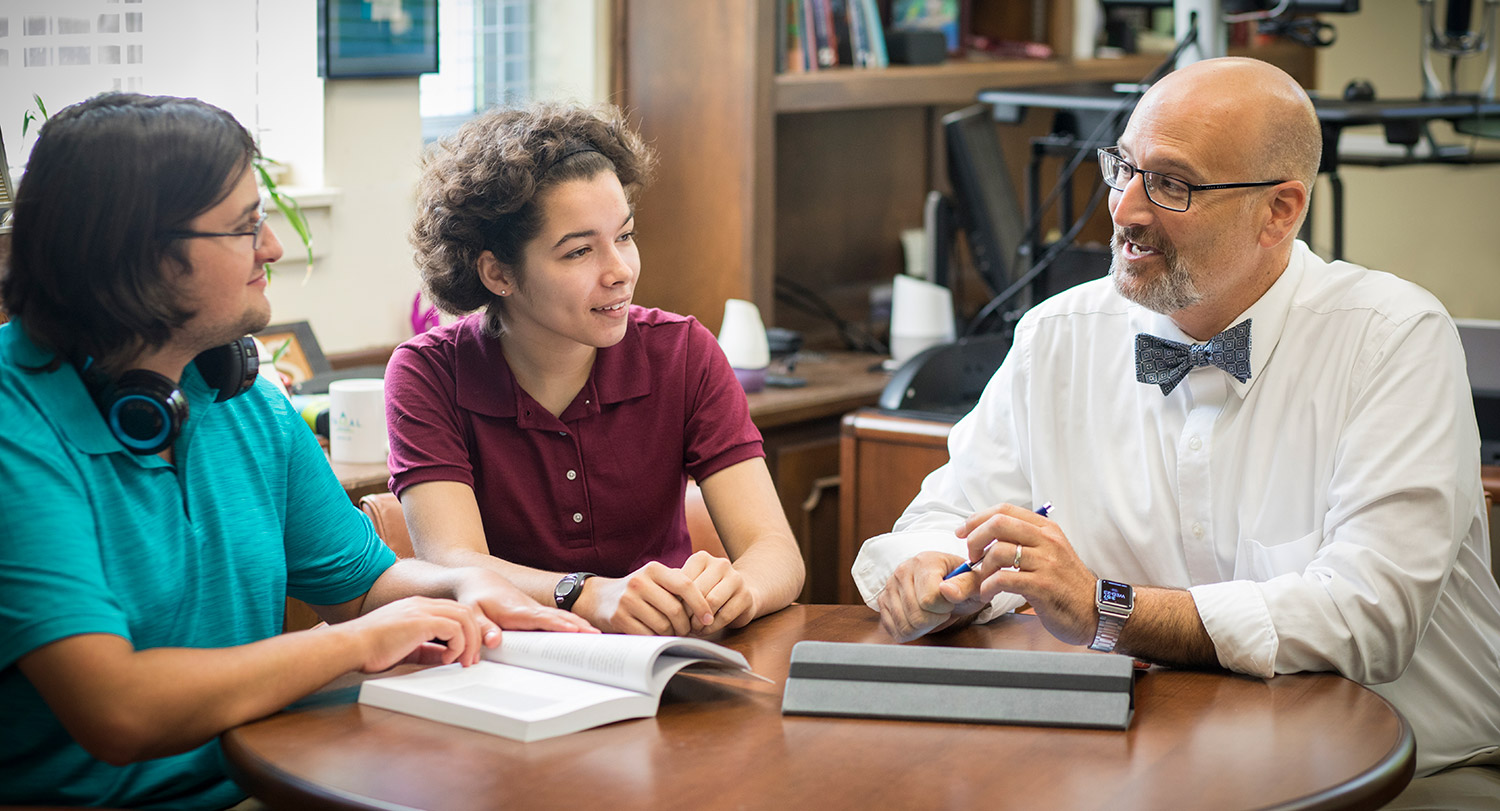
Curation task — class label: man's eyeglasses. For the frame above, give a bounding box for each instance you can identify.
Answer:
[165,204,268,250]
[1097,147,1286,213]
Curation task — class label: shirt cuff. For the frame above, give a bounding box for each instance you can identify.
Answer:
[1190,580,1279,678]
[851,531,1024,623]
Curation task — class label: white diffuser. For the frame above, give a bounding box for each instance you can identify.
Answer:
[889,274,956,366]
[717,298,771,393]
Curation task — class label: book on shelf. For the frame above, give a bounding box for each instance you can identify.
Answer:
[358,631,759,743]
[781,0,888,73]
[807,0,840,69]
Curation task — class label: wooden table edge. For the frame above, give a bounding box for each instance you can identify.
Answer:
[222,729,420,811]
[1267,701,1416,811]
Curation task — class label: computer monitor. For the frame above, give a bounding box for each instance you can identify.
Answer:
[1098,1,1359,11]
[1457,319,1500,464]
[940,104,1027,299]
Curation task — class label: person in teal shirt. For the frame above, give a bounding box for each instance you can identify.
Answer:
[0,93,594,809]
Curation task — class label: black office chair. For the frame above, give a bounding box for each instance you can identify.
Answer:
[878,331,1011,418]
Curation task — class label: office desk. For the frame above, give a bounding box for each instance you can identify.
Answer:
[978,82,1500,262]
[226,605,1414,810]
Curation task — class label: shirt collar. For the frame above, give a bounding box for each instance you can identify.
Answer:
[452,310,654,422]
[1125,243,1303,399]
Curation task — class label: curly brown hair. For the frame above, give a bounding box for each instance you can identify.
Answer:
[411,102,657,335]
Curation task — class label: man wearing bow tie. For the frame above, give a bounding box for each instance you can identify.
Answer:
[854,57,1500,793]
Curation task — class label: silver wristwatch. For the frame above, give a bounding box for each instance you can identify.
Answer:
[1089,578,1134,653]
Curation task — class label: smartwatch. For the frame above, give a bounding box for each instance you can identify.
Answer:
[553,572,596,613]
[1089,578,1134,653]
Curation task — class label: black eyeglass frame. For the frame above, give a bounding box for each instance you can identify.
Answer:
[1097,147,1288,212]
[164,204,268,250]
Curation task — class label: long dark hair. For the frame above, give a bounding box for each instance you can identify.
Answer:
[1,93,258,372]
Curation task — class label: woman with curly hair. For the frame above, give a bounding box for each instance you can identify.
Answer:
[387,103,805,636]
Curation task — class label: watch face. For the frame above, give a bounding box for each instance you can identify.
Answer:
[1098,579,1134,610]
[554,575,577,599]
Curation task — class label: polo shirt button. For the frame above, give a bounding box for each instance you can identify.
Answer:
[558,431,567,436]
[566,470,577,480]
[572,512,583,523]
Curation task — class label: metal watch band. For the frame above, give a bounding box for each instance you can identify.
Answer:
[1090,610,1128,653]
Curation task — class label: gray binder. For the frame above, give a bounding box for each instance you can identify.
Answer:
[781,641,1135,730]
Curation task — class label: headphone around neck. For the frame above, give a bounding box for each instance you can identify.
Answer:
[81,337,259,455]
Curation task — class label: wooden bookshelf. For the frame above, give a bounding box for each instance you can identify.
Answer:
[618,1,1313,339]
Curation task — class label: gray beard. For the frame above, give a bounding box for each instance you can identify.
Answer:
[1109,228,1202,314]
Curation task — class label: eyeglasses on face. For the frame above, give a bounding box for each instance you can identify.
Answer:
[164,204,268,250]
[1097,147,1287,213]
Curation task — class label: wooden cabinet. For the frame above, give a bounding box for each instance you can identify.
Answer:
[838,408,954,604]
[616,1,1313,342]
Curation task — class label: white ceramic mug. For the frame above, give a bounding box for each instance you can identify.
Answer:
[328,378,388,463]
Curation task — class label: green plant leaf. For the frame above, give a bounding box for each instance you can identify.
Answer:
[252,158,315,282]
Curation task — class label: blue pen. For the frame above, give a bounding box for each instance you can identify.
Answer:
[943,502,1052,580]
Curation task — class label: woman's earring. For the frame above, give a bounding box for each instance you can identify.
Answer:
[499,290,510,296]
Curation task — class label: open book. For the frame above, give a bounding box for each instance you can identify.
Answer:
[357,631,757,742]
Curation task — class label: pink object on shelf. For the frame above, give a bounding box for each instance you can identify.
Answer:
[411,293,440,335]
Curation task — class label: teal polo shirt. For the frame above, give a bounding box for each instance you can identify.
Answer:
[0,321,396,809]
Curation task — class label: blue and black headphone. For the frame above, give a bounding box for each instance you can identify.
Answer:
[80,336,259,455]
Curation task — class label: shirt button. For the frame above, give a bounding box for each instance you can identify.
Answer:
[566,469,577,481]
[1188,436,1202,451]
[1192,522,1205,538]
[558,431,567,436]
[572,512,583,523]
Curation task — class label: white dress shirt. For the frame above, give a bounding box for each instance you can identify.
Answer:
[854,241,1500,776]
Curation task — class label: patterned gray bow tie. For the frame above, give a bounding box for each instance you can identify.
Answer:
[1135,319,1252,395]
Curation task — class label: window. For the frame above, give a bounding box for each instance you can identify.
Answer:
[420,0,532,142]
[420,0,606,143]
[1,0,323,188]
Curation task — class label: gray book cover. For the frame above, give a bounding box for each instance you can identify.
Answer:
[781,641,1135,730]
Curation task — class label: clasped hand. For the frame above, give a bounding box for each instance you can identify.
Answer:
[578,551,758,636]
[877,503,1098,645]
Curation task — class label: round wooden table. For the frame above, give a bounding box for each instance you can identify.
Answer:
[224,605,1413,810]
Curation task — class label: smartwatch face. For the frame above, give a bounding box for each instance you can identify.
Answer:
[1098,579,1134,610]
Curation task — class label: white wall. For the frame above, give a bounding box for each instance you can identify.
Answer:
[1310,3,1500,320]
[263,78,426,356]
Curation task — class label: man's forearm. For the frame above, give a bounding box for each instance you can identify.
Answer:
[1117,587,1220,668]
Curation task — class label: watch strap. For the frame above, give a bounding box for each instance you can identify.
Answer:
[1090,609,1128,653]
[554,572,595,612]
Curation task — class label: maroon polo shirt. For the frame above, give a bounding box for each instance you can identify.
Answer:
[385,307,764,577]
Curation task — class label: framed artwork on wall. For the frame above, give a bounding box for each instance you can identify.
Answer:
[318,0,439,79]
[254,321,330,388]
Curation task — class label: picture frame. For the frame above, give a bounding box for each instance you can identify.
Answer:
[318,0,439,79]
[254,321,329,388]
[889,0,971,55]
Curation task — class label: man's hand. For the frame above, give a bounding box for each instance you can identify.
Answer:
[454,568,598,635]
[573,562,715,635]
[958,503,1098,646]
[335,596,494,672]
[876,551,987,642]
[680,551,758,635]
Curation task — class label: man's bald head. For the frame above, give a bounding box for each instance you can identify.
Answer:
[1135,57,1321,190]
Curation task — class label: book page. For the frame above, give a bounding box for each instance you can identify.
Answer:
[487,632,748,694]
